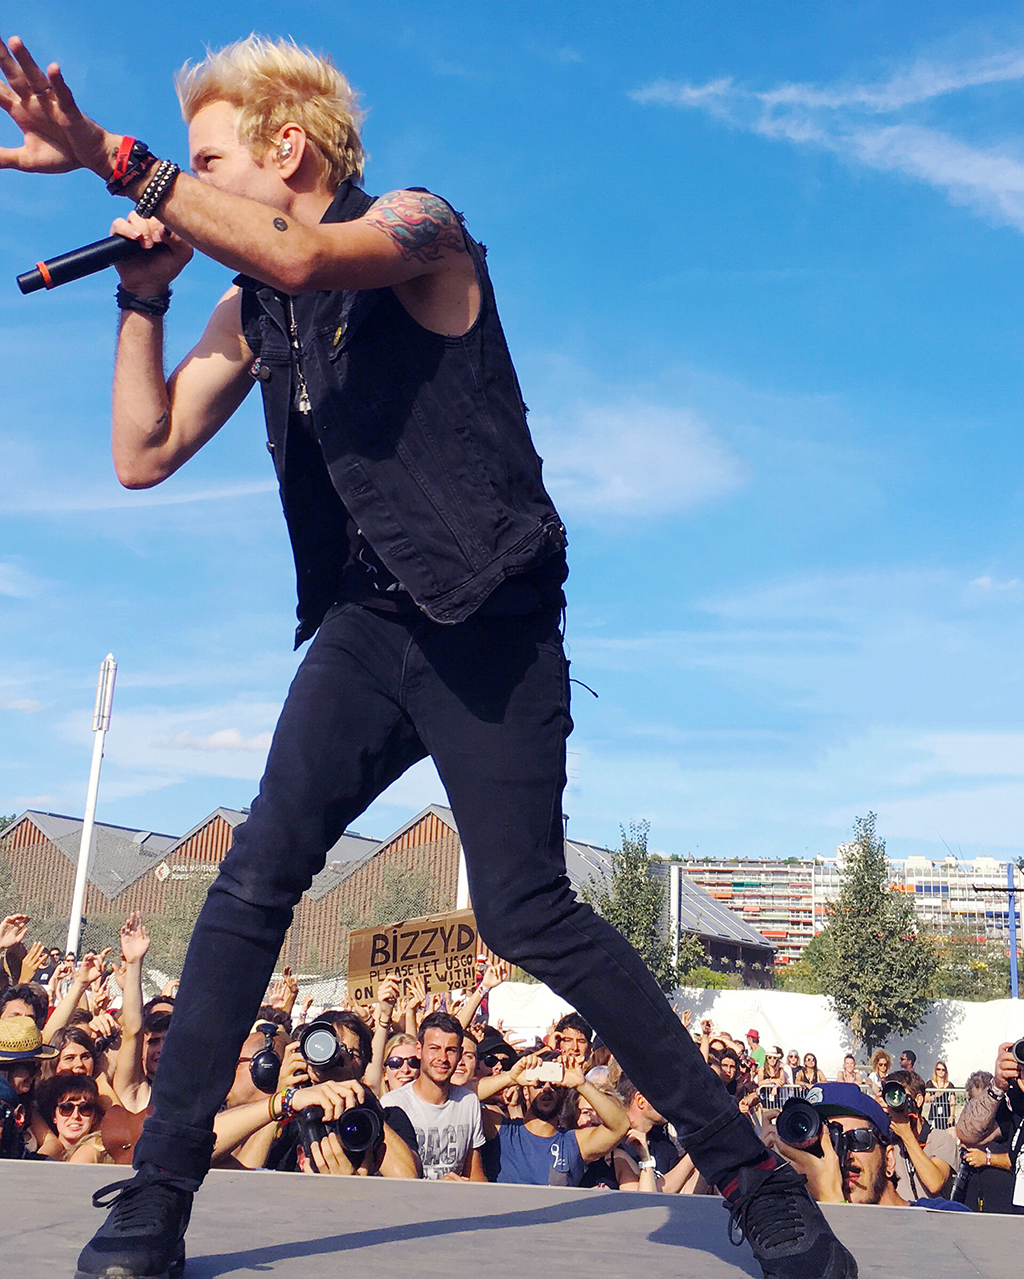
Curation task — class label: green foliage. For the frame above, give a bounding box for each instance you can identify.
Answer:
[927,932,1015,1001]
[679,965,734,990]
[582,820,703,992]
[774,958,822,994]
[809,813,934,1051]
[0,815,15,834]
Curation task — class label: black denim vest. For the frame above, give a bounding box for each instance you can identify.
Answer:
[236,180,566,646]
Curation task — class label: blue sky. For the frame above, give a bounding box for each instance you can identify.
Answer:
[4,3,1024,863]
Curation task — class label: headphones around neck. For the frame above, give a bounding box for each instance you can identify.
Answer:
[249,1022,282,1094]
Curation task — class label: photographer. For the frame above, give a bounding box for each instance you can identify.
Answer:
[878,1069,955,1199]
[956,1041,1024,1212]
[478,1050,627,1186]
[266,1009,416,1178]
[769,1083,969,1210]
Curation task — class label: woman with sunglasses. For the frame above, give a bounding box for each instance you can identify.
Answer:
[924,1060,955,1130]
[36,1073,103,1160]
[381,1033,421,1092]
[783,1050,801,1084]
[795,1053,826,1087]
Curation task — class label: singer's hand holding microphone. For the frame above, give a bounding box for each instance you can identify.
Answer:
[109,211,192,296]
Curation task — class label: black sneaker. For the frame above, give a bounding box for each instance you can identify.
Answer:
[721,1156,858,1279]
[75,1165,195,1279]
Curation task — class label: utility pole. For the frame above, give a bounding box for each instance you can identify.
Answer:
[972,864,1021,999]
[66,655,117,958]
[1009,861,1019,1000]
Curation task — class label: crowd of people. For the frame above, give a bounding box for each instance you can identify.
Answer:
[1,910,1021,1214]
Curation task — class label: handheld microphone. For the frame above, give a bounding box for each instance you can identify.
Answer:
[17,234,148,295]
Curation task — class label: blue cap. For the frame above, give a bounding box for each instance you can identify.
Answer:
[810,1082,892,1138]
[0,1073,20,1109]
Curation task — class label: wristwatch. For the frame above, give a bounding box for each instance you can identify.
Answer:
[638,1157,657,1170]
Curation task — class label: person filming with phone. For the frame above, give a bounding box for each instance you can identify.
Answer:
[478,1049,628,1186]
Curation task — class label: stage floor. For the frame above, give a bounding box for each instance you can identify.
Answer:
[4,1160,1016,1278]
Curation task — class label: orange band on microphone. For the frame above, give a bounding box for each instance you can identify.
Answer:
[36,260,53,289]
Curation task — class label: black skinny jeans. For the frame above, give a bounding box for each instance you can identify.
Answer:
[135,602,765,1185]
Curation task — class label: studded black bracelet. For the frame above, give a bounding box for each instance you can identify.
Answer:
[116,284,172,317]
[135,160,181,219]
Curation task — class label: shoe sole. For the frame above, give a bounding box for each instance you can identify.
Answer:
[74,1251,184,1279]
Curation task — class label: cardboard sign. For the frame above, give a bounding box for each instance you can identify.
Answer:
[347,908,479,1003]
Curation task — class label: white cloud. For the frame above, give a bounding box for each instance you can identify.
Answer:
[632,47,1024,233]
[3,478,277,516]
[0,562,40,598]
[534,400,745,520]
[2,698,42,713]
[972,574,1020,591]
[166,729,273,753]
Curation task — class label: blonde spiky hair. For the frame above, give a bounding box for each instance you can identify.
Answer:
[175,35,365,189]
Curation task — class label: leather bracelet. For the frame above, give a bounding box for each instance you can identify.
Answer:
[107,137,156,195]
[116,285,171,317]
[135,160,180,219]
[987,1084,1007,1102]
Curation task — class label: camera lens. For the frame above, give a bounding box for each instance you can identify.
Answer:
[776,1098,822,1149]
[881,1081,908,1112]
[337,1106,384,1154]
[301,1025,340,1067]
[1012,1039,1024,1066]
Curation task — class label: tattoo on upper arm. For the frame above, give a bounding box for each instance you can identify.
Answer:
[364,191,467,263]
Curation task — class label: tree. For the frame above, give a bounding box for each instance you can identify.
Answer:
[809,813,933,1051]
[928,932,1013,1001]
[582,820,705,992]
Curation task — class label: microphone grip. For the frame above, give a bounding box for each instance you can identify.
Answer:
[17,235,148,295]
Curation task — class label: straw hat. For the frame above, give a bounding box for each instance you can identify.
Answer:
[0,1015,59,1062]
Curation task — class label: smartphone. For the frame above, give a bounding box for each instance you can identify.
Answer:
[521,1061,564,1086]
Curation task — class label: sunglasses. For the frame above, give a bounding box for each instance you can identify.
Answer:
[836,1125,882,1154]
[57,1101,97,1118]
[384,1055,420,1071]
[481,1052,510,1069]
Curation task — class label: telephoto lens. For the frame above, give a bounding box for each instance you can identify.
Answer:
[1012,1039,1024,1066]
[775,1097,823,1150]
[880,1080,911,1115]
[337,1099,385,1155]
[298,1019,349,1070]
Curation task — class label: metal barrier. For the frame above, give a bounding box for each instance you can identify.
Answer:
[756,1082,969,1130]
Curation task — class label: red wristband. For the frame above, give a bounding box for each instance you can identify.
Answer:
[109,136,137,186]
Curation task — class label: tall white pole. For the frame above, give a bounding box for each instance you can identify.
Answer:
[66,655,117,957]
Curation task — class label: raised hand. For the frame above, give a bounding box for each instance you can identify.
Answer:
[0,36,112,176]
[0,914,29,949]
[76,948,111,986]
[119,912,150,965]
[481,961,509,991]
[18,939,47,981]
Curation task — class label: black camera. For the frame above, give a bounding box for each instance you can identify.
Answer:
[298,1019,353,1071]
[775,1098,849,1169]
[1012,1039,1024,1066]
[292,1092,386,1172]
[880,1079,914,1116]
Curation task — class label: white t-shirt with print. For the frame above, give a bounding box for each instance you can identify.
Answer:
[384,1081,485,1180]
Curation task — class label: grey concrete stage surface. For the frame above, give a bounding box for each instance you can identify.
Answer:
[4,1160,1017,1278]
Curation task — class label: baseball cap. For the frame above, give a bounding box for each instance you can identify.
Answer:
[810,1082,891,1138]
[475,1029,518,1067]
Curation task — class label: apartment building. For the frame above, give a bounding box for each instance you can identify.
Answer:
[678,853,1022,964]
